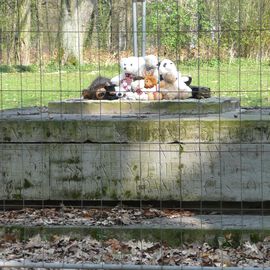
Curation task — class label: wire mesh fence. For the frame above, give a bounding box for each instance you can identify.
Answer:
[0,0,270,269]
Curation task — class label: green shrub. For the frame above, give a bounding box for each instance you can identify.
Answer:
[15,65,38,73]
[0,65,15,73]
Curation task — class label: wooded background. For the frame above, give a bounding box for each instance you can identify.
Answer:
[0,0,270,66]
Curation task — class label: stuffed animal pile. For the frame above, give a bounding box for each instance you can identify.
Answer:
[82,55,211,101]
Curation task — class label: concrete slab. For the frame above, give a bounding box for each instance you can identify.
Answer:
[48,97,240,115]
[0,142,270,201]
[2,107,270,144]
[0,107,270,201]
[141,214,269,230]
[0,213,269,230]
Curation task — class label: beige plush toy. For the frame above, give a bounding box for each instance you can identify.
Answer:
[159,59,192,100]
[160,69,192,100]
[144,55,159,81]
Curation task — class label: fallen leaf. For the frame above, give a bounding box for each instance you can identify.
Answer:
[25,234,43,249]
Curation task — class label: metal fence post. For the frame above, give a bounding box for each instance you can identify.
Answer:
[132,0,146,57]
[132,0,138,57]
[142,0,146,57]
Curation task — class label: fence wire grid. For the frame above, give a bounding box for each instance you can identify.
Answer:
[0,0,270,269]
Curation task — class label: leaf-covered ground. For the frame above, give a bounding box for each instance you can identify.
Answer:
[0,207,270,269]
[1,233,270,268]
[0,206,193,227]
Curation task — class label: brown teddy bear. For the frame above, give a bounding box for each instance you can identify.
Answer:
[82,76,118,100]
[143,72,163,100]
[144,73,157,89]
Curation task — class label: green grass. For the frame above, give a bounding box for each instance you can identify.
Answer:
[179,59,270,107]
[0,60,270,110]
[0,64,119,110]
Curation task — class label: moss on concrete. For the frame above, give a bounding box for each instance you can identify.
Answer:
[124,190,132,199]
[83,191,102,200]
[3,106,270,201]
[110,191,118,200]
[23,179,34,189]
[48,98,240,115]
[66,156,80,164]
[12,193,22,200]
[61,174,83,182]
[62,190,82,200]
[3,114,270,144]
[3,136,11,142]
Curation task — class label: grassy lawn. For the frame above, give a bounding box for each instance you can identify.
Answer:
[0,60,270,110]
[179,59,270,108]
[0,64,119,110]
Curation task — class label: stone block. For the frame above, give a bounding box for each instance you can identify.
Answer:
[0,107,270,201]
[0,142,268,201]
[48,97,240,115]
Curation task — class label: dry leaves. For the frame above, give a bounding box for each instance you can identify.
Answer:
[0,207,270,267]
[0,206,187,227]
[1,234,270,267]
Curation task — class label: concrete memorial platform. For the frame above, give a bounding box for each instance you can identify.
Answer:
[48,97,240,115]
[1,97,270,202]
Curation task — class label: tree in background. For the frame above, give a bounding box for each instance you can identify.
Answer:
[59,0,96,65]
[1,0,270,65]
[110,0,132,52]
[15,0,31,65]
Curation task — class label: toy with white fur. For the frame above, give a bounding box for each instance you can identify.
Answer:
[115,81,148,100]
[111,56,145,86]
[128,80,148,100]
[114,82,148,100]
[112,56,149,100]
[129,69,160,100]
[159,70,190,100]
[158,59,192,99]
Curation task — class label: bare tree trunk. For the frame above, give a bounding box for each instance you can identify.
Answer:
[110,0,132,52]
[15,0,31,65]
[0,28,2,63]
[60,0,96,65]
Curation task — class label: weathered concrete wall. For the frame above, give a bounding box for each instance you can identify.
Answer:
[1,143,269,201]
[48,97,240,115]
[0,107,270,201]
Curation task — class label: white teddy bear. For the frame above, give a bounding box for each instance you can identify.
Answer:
[111,56,145,86]
[111,56,148,100]
[158,59,192,99]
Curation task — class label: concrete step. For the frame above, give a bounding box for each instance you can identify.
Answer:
[48,97,240,115]
[1,214,269,245]
[1,107,270,201]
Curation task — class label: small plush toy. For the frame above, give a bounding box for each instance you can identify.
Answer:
[144,72,158,89]
[147,92,155,100]
[82,76,118,100]
[159,58,212,99]
[143,71,161,100]
[117,73,134,98]
[159,58,177,77]
[159,59,192,100]
[160,69,192,100]
[190,86,211,99]
[144,55,159,81]
[114,77,148,100]
[130,79,148,100]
